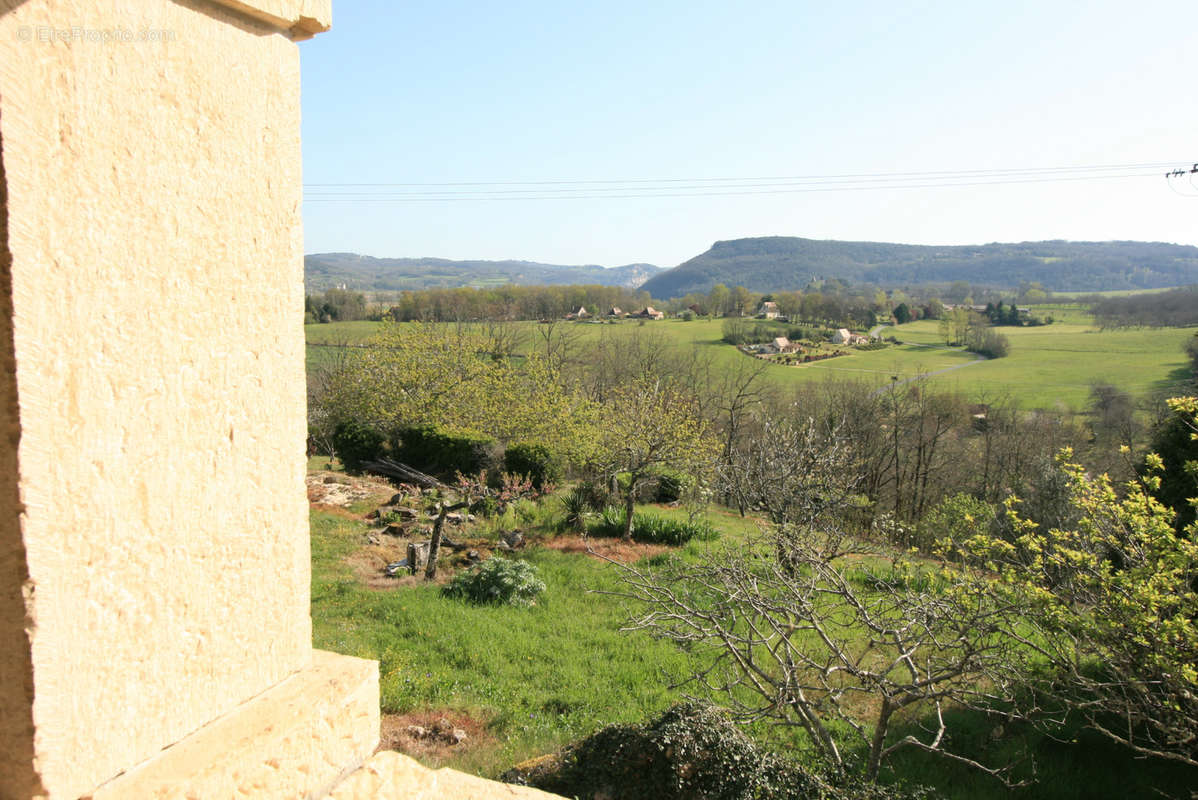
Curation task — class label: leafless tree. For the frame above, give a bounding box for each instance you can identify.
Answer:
[614,529,1028,783]
[532,318,582,374]
[608,419,1031,784]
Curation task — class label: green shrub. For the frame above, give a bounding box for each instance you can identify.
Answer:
[651,468,692,503]
[587,508,717,546]
[469,496,501,519]
[559,487,590,531]
[504,442,561,490]
[965,327,1011,359]
[331,420,385,474]
[504,702,933,800]
[914,493,998,554]
[394,425,496,479]
[443,557,545,607]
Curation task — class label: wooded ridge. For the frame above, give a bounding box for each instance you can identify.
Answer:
[305,253,663,292]
[639,236,1198,298]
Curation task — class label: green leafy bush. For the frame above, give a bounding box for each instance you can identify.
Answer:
[588,508,716,546]
[504,442,561,490]
[394,425,496,479]
[469,496,501,519]
[504,703,933,800]
[444,557,545,607]
[650,468,692,503]
[915,493,997,553]
[965,327,1010,358]
[331,420,385,474]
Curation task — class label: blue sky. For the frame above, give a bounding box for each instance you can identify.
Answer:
[300,0,1198,267]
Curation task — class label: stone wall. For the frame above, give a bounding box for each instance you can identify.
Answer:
[0,1,331,795]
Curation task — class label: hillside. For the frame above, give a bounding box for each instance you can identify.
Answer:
[639,237,1198,298]
[305,253,663,291]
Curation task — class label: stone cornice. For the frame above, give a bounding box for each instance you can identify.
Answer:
[209,0,331,39]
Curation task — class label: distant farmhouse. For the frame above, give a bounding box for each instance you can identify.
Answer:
[631,306,665,320]
[565,305,590,320]
[758,301,779,319]
[769,336,799,354]
[832,328,870,346]
[606,306,624,318]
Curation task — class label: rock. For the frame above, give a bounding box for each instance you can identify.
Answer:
[450,728,468,745]
[366,533,381,546]
[440,536,459,549]
[384,559,408,577]
[445,512,464,525]
[381,523,406,537]
[466,549,481,563]
[322,476,337,484]
[376,505,419,521]
[431,717,454,736]
[466,514,476,523]
[405,725,428,739]
[500,530,524,549]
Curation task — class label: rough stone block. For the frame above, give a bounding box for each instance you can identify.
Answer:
[91,651,379,800]
[327,751,566,800]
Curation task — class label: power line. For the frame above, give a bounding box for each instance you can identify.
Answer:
[305,161,1178,188]
[304,168,1170,203]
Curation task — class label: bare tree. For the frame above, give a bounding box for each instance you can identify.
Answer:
[609,419,1030,784]
[532,318,582,375]
[614,525,1028,783]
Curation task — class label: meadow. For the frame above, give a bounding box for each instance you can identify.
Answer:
[306,311,1197,411]
[309,490,1198,798]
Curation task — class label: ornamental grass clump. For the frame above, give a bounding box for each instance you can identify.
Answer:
[444,557,545,607]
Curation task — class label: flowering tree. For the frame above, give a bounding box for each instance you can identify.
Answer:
[593,378,717,541]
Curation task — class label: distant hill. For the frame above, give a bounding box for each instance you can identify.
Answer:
[638,237,1198,298]
[305,253,663,291]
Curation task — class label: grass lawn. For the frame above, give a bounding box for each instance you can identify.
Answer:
[309,488,1198,798]
[889,318,1196,409]
[310,503,726,777]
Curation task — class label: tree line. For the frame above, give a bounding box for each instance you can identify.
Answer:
[1089,285,1198,328]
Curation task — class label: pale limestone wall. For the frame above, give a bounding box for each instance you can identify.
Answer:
[328,752,566,800]
[0,1,329,796]
[92,650,380,800]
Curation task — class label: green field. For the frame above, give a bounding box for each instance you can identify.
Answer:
[310,492,1198,798]
[306,314,1197,411]
[888,318,1196,408]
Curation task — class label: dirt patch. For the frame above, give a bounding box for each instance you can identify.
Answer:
[542,535,672,563]
[344,537,414,589]
[305,470,395,508]
[379,709,494,767]
[308,503,365,520]
[345,535,498,590]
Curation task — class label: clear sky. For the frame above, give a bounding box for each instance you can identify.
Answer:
[300,0,1198,268]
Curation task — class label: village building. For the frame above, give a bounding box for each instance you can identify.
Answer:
[607,306,624,317]
[831,328,870,346]
[631,306,665,320]
[565,305,590,319]
[758,300,779,319]
[769,336,799,353]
